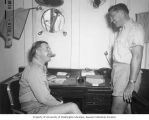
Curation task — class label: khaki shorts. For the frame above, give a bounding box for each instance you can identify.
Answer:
[111,62,142,97]
[21,101,50,114]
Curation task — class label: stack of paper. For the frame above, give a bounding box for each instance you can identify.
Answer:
[48,75,66,84]
[57,72,68,76]
[53,77,66,84]
[86,75,105,86]
[81,70,95,76]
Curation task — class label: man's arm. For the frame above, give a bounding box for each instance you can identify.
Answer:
[129,45,143,82]
[123,45,143,102]
[28,69,62,106]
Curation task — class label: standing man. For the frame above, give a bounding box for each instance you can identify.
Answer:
[108,3,144,113]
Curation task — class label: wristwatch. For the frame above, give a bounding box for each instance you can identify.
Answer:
[129,80,136,84]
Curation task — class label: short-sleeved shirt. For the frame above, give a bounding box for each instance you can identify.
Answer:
[113,19,144,64]
[19,59,57,105]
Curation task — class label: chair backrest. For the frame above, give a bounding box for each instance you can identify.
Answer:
[131,69,149,114]
[7,79,22,111]
[137,69,149,101]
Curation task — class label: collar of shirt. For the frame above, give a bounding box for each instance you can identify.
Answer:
[32,58,47,74]
[117,19,133,34]
[123,19,134,30]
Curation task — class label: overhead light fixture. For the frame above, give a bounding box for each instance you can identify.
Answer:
[35,0,64,7]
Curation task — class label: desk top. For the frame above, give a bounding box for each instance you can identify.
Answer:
[18,67,112,90]
[48,70,111,90]
[49,77,111,89]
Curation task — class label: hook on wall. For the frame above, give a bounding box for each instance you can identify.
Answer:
[38,30,43,35]
[30,5,43,11]
[90,0,106,8]
[63,31,67,36]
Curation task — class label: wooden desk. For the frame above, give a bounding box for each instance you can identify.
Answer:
[48,69,112,114]
[0,67,112,114]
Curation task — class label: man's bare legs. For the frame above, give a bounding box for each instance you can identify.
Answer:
[124,104,131,114]
[111,96,127,114]
[46,102,82,114]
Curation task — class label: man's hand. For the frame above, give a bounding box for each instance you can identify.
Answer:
[123,82,135,103]
[47,75,57,81]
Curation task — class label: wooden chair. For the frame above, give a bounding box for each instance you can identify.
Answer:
[131,91,149,114]
[7,79,26,114]
[131,69,149,114]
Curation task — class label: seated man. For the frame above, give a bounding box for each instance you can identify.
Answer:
[19,40,82,114]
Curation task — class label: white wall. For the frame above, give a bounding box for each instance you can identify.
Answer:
[33,0,114,69]
[0,0,25,81]
[0,0,33,82]
[33,0,73,68]
[79,0,112,68]
[0,0,149,82]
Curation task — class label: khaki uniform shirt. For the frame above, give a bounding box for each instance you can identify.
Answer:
[113,19,144,64]
[19,59,57,105]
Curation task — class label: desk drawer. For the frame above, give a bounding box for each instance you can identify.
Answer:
[85,105,111,114]
[86,93,112,105]
[85,93,112,113]
[51,88,85,98]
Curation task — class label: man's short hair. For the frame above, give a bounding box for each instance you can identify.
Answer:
[108,3,129,14]
[28,40,48,62]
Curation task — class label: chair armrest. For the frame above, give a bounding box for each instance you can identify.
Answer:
[132,91,149,106]
[131,91,149,114]
[12,108,27,114]
[51,90,63,102]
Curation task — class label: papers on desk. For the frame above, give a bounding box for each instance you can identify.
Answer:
[57,72,68,76]
[81,69,105,86]
[86,75,105,86]
[81,70,95,76]
[48,76,66,84]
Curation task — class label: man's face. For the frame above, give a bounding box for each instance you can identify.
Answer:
[38,43,54,63]
[109,10,123,28]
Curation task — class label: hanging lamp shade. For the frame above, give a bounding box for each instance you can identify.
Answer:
[35,0,64,7]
